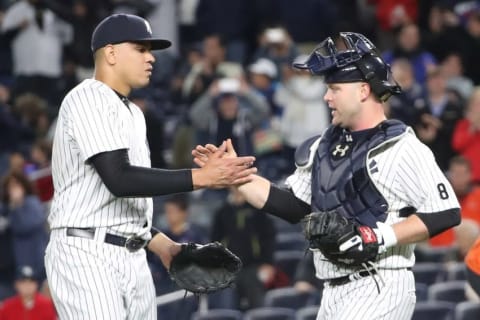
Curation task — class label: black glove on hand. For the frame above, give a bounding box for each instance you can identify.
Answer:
[302,211,381,267]
[168,242,242,294]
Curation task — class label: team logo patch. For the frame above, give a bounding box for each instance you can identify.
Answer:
[358,226,377,244]
[331,144,350,159]
[144,20,152,35]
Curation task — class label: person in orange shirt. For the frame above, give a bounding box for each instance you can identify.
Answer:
[430,156,480,253]
[0,265,56,320]
[466,237,480,297]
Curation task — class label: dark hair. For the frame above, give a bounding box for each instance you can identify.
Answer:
[1,171,36,204]
[449,155,472,171]
[164,193,190,211]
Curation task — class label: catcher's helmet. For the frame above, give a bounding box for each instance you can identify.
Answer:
[293,32,401,102]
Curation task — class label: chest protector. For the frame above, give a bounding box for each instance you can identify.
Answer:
[305,120,407,228]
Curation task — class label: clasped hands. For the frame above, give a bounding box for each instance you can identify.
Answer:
[193,139,255,188]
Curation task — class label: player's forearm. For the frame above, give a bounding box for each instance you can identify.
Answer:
[237,176,311,223]
[391,208,461,245]
[90,149,193,197]
[237,174,271,208]
[147,232,181,269]
[390,215,430,245]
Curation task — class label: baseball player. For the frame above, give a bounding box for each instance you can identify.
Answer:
[193,33,461,319]
[45,14,256,320]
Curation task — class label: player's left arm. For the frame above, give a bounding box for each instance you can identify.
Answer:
[147,228,181,269]
[380,138,461,249]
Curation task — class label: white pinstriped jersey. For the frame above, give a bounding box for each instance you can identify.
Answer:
[285,127,460,280]
[49,79,152,239]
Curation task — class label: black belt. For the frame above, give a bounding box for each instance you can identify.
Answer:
[328,270,377,287]
[328,267,412,287]
[66,228,148,253]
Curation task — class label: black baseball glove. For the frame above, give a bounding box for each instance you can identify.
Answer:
[302,211,380,267]
[168,242,242,294]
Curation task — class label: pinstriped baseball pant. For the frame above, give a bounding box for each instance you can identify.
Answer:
[317,268,416,320]
[45,229,156,320]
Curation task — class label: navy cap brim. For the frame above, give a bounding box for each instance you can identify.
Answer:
[135,38,172,50]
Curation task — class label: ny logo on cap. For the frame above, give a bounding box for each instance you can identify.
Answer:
[144,20,152,35]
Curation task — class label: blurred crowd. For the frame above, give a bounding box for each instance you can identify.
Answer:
[1,0,480,318]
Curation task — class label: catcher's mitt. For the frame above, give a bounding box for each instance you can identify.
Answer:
[168,242,242,294]
[302,211,379,267]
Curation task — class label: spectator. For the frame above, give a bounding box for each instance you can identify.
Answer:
[196,0,253,64]
[416,67,463,171]
[0,265,56,320]
[247,58,284,180]
[182,34,243,104]
[147,194,207,295]
[252,27,299,80]
[130,90,167,169]
[1,171,48,282]
[0,201,15,301]
[248,58,280,117]
[274,56,329,171]
[382,23,437,84]
[441,52,474,102]
[28,139,53,204]
[369,0,418,32]
[189,77,269,157]
[388,58,427,126]
[211,187,276,310]
[1,0,73,106]
[293,250,323,294]
[452,87,480,183]
[421,3,462,62]
[40,0,109,81]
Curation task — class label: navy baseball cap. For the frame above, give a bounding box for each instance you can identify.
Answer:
[91,14,172,52]
[15,265,37,281]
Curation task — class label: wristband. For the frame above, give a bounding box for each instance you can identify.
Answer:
[375,221,398,249]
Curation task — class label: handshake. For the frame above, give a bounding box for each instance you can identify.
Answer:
[302,211,397,267]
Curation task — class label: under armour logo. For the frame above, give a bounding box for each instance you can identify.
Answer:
[144,20,152,35]
[345,134,353,142]
[332,144,350,157]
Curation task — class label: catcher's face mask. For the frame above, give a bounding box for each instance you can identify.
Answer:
[293,32,402,102]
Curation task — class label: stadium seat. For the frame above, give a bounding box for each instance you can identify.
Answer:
[445,262,467,281]
[414,246,458,263]
[274,250,305,284]
[415,282,428,302]
[192,309,243,320]
[411,301,455,320]
[295,305,319,320]
[243,307,296,320]
[428,280,467,303]
[455,301,480,320]
[264,287,314,310]
[412,262,445,285]
[275,233,308,251]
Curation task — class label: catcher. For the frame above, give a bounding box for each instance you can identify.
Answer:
[193,32,461,320]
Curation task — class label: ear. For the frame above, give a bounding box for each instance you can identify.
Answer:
[102,45,117,65]
[359,83,371,102]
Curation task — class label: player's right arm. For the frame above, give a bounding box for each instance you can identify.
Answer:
[90,141,257,197]
[193,139,311,223]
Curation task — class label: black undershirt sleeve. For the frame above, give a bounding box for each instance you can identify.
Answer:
[261,184,311,224]
[89,149,193,197]
[415,208,461,237]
